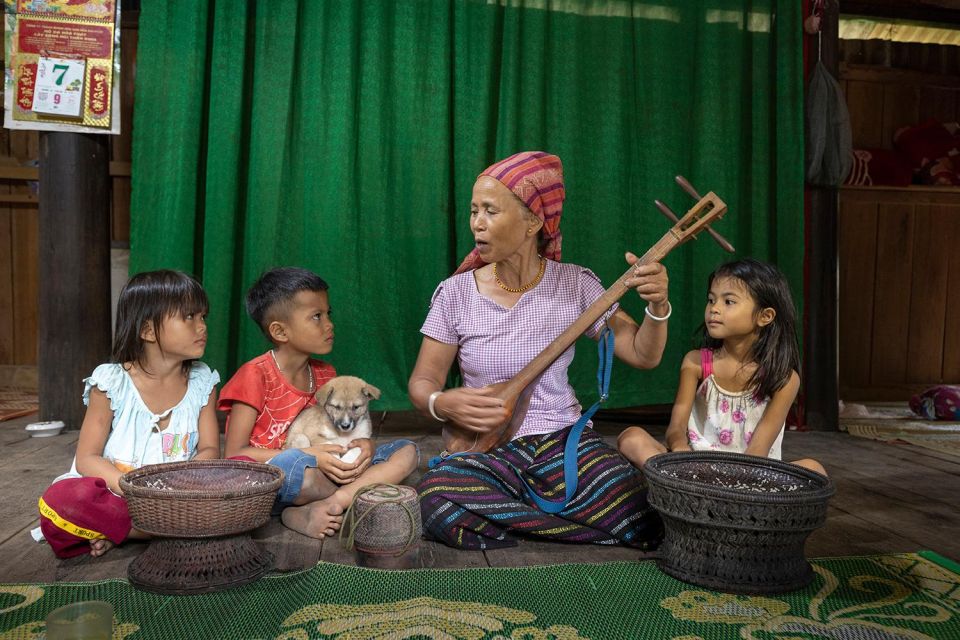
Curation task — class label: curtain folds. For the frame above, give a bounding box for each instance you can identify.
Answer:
[131,0,803,409]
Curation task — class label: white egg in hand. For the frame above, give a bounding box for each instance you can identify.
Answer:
[340,447,362,464]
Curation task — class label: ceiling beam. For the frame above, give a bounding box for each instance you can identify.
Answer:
[842,1,960,26]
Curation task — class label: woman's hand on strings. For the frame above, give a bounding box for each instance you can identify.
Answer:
[434,386,508,432]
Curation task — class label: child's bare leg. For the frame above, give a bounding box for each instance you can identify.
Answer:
[292,468,338,505]
[791,458,827,476]
[327,443,418,511]
[281,469,342,538]
[617,426,667,468]
[284,444,418,539]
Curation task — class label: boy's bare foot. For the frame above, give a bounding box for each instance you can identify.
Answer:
[89,539,114,558]
[281,499,344,538]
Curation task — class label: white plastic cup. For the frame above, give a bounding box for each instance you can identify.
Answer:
[45,601,113,640]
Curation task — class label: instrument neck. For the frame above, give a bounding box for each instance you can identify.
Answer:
[499,234,676,399]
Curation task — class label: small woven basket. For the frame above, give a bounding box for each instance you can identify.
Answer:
[120,460,282,538]
[643,451,834,594]
[342,484,422,569]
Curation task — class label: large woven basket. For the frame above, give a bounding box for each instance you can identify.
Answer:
[120,460,282,538]
[643,451,834,594]
[128,537,273,595]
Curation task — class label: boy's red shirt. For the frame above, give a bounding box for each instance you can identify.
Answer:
[218,351,337,449]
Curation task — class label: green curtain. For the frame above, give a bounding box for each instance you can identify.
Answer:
[131,0,803,410]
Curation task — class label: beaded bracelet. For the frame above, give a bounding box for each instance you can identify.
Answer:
[428,390,447,422]
[644,301,672,322]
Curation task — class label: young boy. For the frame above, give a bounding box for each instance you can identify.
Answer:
[220,267,418,539]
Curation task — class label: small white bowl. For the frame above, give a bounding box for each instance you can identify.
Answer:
[25,420,65,438]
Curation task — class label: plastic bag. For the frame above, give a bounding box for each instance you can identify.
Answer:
[806,60,852,186]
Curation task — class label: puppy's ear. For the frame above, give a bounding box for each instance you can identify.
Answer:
[316,379,337,404]
[362,383,381,400]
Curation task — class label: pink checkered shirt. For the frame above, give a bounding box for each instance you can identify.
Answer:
[421,260,617,438]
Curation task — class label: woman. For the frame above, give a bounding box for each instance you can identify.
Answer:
[409,151,670,550]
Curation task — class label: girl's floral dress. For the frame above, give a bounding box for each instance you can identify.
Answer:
[686,348,784,459]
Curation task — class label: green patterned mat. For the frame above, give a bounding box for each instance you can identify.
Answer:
[1,552,958,639]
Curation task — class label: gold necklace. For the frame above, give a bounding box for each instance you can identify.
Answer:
[493,257,546,294]
[270,350,315,393]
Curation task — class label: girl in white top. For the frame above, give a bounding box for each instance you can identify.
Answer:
[37,270,220,559]
[618,258,825,476]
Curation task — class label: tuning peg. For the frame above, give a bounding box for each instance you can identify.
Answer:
[670,176,736,253]
[654,199,686,227]
[675,175,702,200]
[702,221,736,253]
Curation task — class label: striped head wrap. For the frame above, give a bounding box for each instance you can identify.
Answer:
[454,151,565,274]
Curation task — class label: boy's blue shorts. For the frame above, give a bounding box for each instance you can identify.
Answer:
[267,439,418,511]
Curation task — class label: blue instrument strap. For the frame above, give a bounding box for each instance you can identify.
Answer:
[429,324,615,515]
[527,324,614,513]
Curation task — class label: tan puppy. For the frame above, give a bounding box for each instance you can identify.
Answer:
[285,376,381,463]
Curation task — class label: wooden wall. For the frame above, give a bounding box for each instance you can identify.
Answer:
[111,10,136,244]
[839,187,960,400]
[841,39,960,77]
[0,130,39,366]
[842,63,960,149]
[0,13,135,367]
[839,64,960,401]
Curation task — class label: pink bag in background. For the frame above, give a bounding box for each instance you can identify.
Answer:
[910,385,960,421]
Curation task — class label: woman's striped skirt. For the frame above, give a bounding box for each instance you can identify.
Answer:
[418,424,663,550]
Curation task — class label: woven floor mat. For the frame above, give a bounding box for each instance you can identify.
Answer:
[1,552,958,639]
[0,388,38,421]
[842,418,960,457]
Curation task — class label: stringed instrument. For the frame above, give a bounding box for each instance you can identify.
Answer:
[441,178,731,455]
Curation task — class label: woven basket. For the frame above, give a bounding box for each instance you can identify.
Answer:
[347,485,421,554]
[643,451,834,594]
[119,460,282,538]
[128,536,273,595]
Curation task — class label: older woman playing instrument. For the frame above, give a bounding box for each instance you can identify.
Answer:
[409,151,670,550]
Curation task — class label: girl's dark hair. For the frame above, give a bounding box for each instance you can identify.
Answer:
[245,267,329,339]
[699,258,800,400]
[112,270,209,375]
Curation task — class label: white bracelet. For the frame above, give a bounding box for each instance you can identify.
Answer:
[644,301,672,322]
[428,390,447,422]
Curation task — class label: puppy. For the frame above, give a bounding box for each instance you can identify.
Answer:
[284,376,381,463]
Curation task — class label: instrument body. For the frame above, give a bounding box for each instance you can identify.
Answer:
[441,190,729,455]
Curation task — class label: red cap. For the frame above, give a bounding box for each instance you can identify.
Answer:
[39,477,132,558]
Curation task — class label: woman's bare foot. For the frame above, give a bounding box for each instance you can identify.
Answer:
[281,498,344,538]
[89,538,114,558]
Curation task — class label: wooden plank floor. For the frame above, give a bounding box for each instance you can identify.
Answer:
[2,409,958,584]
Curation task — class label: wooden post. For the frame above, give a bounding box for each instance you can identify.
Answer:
[38,132,112,429]
[803,2,839,430]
